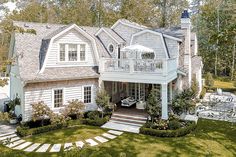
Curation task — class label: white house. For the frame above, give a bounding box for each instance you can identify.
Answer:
[9,10,202,122]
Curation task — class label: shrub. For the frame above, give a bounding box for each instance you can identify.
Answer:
[168,120,181,130]
[21,119,51,128]
[140,121,197,137]
[146,89,161,122]
[95,89,110,118]
[50,113,70,125]
[199,87,207,99]
[62,99,85,119]
[87,111,101,120]
[205,72,214,87]
[81,117,109,126]
[17,123,66,137]
[0,112,10,122]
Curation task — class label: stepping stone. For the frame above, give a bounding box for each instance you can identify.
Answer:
[85,139,98,146]
[13,142,32,150]
[64,143,73,151]
[36,144,51,152]
[50,144,61,152]
[6,139,25,148]
[0,134,17,141]
[0,132,15,137]
[75,141,84,148]
[108,130,123,136]
[94,136,108,143]
[3,137,20,144]
[102,133,117,139]
[24,143,41,152]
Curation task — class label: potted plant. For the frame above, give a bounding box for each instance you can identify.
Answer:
[8,96,21,124]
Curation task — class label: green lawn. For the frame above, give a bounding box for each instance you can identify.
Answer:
[1,119,236,157]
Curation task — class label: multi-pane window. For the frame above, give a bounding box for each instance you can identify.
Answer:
[54,89,63,108]
[80,44,86,61]
[68,44,77,61]
[84,86,91,103]
[60,44,65,61]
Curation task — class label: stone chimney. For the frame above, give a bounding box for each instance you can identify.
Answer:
[181,10,192,88]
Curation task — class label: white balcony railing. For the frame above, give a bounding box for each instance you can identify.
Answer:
[100,58,177,76]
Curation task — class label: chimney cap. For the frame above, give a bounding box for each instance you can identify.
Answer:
[181,10,190,18]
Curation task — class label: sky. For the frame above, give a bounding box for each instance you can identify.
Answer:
[0,1,17,20]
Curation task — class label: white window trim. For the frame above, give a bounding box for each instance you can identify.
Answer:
[82,85,93,104]
[107,43,115,54]
[51,88,65,109]
[57,42,88,63]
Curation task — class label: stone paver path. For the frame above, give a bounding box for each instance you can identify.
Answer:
[64,143,73,151]
[108,130,123,135]
[0,124,124,153]
[36,144,51,152]
[102,133,117,139]
[75,141,84,148]
[24,143,41,152]
[6,139,25,148]
[85,139,98,146]
[50,144,61,152]
[13,142,32,150]
[94,136,108,143]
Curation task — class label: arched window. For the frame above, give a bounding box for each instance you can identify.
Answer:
[141,52,155,59]
[108,44,114,53]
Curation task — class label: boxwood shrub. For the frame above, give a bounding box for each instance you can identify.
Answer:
[17,123,67,137]
[140,121,197,137]
[81,117,109,126]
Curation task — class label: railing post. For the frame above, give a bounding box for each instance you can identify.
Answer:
[130,59,134,73]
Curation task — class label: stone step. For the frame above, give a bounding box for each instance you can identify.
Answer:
[24,143,41,152]
[36,144,51,152]
[94,136,108,143]
[50,144,61,152]
[13,142,33,150]
[6,139,25,148]
[3,136,20,143]
[64,143,73,151]
[112,113,147,120]
[0,132,15,137]
[108,130,123,135]
[102,122,139,133]
[75,141,84,148]
[0,134,17,141]
[109,120,143,127]
[101,133,117,139]
[85,139,98,146]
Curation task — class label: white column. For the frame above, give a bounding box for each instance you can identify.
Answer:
[98,79,104,90]
[161,83,168,120]
[169,82,173,102]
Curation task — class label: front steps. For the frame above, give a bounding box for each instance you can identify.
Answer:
[101,113,147,133]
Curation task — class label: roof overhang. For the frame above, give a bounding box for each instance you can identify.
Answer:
[95,27,123,44]
[121,44,154,53]
[111,19,147,30]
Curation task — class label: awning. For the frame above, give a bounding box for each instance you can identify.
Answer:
[121,44,154,53]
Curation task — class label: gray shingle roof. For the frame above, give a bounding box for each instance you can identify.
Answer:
[103,27,125,43]
[13,21,107,83]
[153,27,185,38]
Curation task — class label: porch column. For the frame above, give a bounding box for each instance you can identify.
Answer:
[169,82,173,102]
[98,79,104,90]
[161,83,168,120]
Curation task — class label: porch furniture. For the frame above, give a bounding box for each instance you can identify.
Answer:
[136,101,146,109]
[121,97,136,107]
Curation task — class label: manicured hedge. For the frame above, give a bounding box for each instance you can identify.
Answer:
[17,123,67,137]
[81,117,109,126]
[205,86,236,93]
[140,122,197,137]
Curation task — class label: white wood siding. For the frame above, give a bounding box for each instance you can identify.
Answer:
[113,23,141,45]
[97,31,117,58]
[46,29,96,67]
[131,32,167,59]
[23,79,98,121]
[165,38,179,58]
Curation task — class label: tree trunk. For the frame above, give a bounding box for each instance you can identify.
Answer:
[231,43,235,80]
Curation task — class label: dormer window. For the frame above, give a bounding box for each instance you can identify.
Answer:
[59,43,86,62]
[108,44,114,53]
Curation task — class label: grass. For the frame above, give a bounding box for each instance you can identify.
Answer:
[22,125,106,144]
[1,119,236,157]
[213,80,235,89]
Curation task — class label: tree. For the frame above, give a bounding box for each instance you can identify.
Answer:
[146,89,161,123]
[95,89,110,118]
[191,77,199,97]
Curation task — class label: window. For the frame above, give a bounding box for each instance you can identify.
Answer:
[80,44,86,61]
[54,89,63,108]
[60,44,65,61]
[84,86,92,103]
[141,52,155,59]
[108,44,114,53]
[68,44,77,61]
